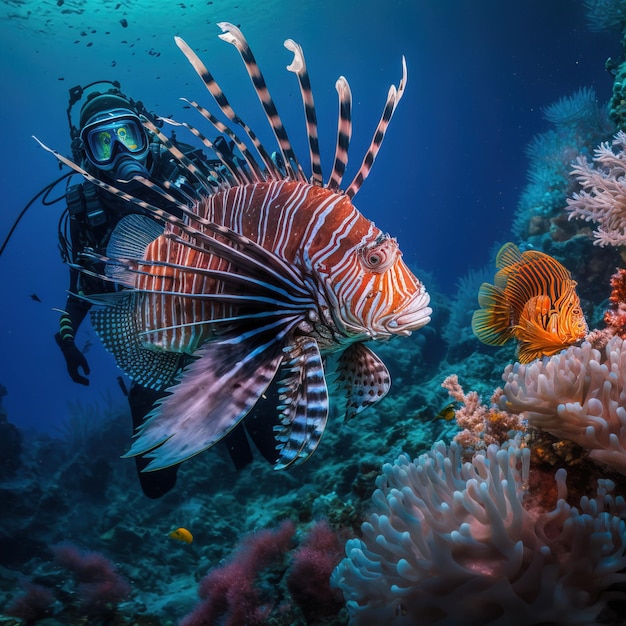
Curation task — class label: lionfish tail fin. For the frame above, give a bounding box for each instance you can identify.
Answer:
[346,56,408,199]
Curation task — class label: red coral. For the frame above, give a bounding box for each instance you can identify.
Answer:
[604,268,626,338]
[180,520,295,626]
[51,541,130,614]
[5,580,55,623]
[286,520,345,623]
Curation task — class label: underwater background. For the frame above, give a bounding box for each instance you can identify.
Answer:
[2,0,626,624]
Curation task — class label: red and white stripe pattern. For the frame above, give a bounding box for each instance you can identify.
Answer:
[131,180,428,354]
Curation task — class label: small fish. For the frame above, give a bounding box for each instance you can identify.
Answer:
[169,527,193,543]
[30,293,42,302]
[37,22,431,471]
[472,242,588,363]
[433,402,456,421]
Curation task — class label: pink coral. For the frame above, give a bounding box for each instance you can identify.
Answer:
[286,520,345,622]
[566,130,626,246]
[332,441,626,624]
[501,336,626,474]
[441,374,523,451]
[180,520,295,626]
[51,541,130,613]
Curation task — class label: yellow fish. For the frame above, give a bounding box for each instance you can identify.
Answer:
[472,243,587,363]
[169,527,193,544]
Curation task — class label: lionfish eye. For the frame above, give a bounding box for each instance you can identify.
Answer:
[360,236,398,272]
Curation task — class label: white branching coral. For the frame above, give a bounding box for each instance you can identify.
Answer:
[500,336,626,475]
[566,130,626,247]
[331,441,626,625]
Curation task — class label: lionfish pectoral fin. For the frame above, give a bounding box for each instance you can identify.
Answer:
[336,343,391,422]
[123,320,297,471]
[90,292,183,390]
[273,336,329,470]
[104,214,163,285]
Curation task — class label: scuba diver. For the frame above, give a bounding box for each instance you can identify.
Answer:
[52,81,260,498]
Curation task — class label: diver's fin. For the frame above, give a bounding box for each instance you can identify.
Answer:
[124,318,299,470]
[472,282,513,346]
[273,336,329,469]
[336,342,391,422]
[90,292,183,390]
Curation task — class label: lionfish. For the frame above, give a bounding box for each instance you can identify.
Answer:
[38,23,432,470]
[472,242,587,363]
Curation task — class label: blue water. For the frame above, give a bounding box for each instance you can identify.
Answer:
[0,1,616,432]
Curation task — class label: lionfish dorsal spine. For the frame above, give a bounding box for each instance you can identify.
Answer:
[178,98,264,184]
[216,22,307,183]
[33,138,194,225]
[326,77,352,193]
[345,57,408,199]
[174,35,283,182]
[284,38,324,187]
[143,116,231,193]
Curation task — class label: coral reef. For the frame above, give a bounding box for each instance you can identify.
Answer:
[180,520,295,626]
[501,336,626,475]
[441,374,524,451]
[286,520,345,623]
[332,441,626,625]
[567,130,626,247]
[604,267,626,336]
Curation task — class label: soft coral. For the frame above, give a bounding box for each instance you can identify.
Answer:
[51,541,130,614]
[180,520,295,626]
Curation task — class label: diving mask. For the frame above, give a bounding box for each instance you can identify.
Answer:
[80,109,149,170]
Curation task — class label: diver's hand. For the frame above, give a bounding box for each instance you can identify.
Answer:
[55,333,90,386]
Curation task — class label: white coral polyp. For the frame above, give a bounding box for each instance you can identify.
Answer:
[332,441,626,625]
[501,336,626,474]
[566,130,626,246]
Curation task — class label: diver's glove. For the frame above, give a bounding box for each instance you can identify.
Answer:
[55,332,90,386]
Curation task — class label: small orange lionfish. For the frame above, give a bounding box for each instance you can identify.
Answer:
[37,23,431,470]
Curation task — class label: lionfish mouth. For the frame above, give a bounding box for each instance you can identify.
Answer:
[383,288,432,336]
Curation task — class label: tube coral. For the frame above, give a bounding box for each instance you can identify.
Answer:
[331,441,626,625]
[500,336,626,475]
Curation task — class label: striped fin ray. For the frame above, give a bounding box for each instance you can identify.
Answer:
[216,21,307,182]
[33,138,191,222]
[86,210,314,305]
[124,317,299,470]
[167,220,313,300]
[90,292,183,390]
[345,57,408,199]
[274,336,329,469]
[161,115,251,187]
[284,38,323,186]
[326,77,352,192]
[336,343,391,422]
[142,117,232,192]
[174,35,283,182]
[178,98,266,183]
